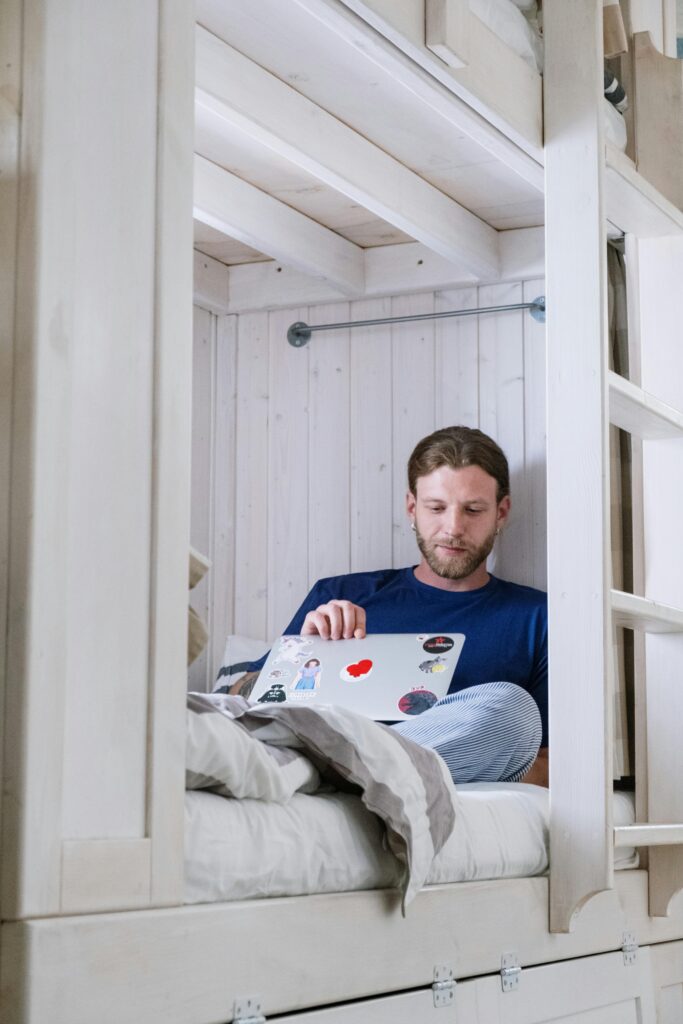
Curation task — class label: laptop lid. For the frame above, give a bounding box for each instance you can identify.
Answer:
[252,633,465,721]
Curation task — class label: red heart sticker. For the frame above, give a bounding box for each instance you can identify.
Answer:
[340,658,373,682]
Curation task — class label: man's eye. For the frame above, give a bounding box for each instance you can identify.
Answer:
[466,507,483,514]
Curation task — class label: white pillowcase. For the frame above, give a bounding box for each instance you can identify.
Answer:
[213,634,271,692]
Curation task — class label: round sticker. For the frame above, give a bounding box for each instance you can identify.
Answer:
[398,688,438,716]
[340,658,373,682]
[422,635,455,654]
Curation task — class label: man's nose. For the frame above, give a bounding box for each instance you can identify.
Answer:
[444,507,466,536]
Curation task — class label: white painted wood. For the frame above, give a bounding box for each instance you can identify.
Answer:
[60,840,151,914]
[308,303,352,586]
[545,0,613,933]
[637,235,683,916]
[434,286,480,430]
[609,371,683,438]
[2,0,193,917]
[611,590,683,632]
[195,26,501,279]
[477,282,529,585]
[425,0,469,68]
[522,277,548,593]
[234,313,270,641]
[0,0,21,860]
[198,0,544,184]
[221,231,545,314]
[277,948,656,1023]
[651,939,683,1024]
[267,307,311,636]
[349,298,394,574]
[193,155,365,297]
[193,250,230,314]
[1,871,679,1024]
[321,0,543,157]
[605,145,683,238]
[391,292,436,568]
[210,316,238,682]
[615,825,683,847]
[189,306,214,692]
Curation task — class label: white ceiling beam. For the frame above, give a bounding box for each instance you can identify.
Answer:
[193,154,365,296]
[211,228,544,313]
[289,0,544,182]
[195,25,501,280]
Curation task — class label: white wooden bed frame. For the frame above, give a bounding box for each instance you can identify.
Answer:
[3,1,683,1021]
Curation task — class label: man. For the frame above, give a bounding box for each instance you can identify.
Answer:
[236,426,548,787]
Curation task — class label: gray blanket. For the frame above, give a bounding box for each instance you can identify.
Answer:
[186,693,457,910]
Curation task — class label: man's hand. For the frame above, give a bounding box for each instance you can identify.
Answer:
[301,600,367,640]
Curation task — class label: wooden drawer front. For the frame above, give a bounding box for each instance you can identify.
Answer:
[275,948,656,1024]
[652,940,683,1024]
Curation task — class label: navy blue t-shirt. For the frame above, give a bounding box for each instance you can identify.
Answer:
[251,568,548,747]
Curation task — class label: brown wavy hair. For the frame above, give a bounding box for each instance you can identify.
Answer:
[407,426,510,502]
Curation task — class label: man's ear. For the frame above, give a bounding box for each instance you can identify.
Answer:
[497,495,511,528]
[405,490,417,521]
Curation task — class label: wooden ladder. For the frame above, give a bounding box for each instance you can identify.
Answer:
[545,1,683,932]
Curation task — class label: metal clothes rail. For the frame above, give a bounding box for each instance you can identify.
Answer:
[287,296,546,347]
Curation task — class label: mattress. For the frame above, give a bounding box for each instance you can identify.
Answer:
[184,782,637,904]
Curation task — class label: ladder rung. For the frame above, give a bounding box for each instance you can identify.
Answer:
[608,372,683,440]
[615,824,683,848]
[605,144,683,237]
[611,590,683,633]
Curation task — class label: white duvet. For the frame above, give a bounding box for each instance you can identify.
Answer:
[184,783,637,904]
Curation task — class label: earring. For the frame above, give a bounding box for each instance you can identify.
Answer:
[495,528,501,537]
[410,522,416,532]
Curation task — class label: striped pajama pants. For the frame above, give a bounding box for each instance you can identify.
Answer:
[391,681,542,784]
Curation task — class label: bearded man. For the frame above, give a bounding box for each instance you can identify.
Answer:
[239,426,548,787]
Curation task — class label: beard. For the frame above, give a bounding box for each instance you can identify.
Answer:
[414,524,497,580]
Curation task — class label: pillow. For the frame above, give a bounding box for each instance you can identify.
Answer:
[213,634,271,693]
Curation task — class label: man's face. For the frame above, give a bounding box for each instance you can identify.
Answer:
[406,464,510,582]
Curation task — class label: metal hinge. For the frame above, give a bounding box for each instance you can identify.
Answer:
[233,996,267,1024]
[500,952,522,992]
[622,932,638,966]
[432,965,456,1007]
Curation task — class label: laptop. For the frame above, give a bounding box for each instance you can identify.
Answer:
[252,633,466,721]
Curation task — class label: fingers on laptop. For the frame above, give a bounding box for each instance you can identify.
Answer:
[301,601,366,640]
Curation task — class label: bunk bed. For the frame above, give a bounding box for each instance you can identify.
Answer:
[3,1,683,1022]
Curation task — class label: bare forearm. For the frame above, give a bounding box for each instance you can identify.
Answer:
[523,746,549,787]
[229,671,260,698]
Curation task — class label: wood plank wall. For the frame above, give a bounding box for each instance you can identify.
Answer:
[190,280,546,690]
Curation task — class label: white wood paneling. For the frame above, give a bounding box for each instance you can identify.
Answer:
[308,303,351,584]
[0,0,21,852]
[391,292,437,568]
[234,313,270,642]
[478,281,529,584]
[267,307,311,636]
[3,0,193,917]
[349,298,394,574]
[193,283,547,648]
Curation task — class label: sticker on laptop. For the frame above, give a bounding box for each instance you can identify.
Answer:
[287,657,322,699]
[258,683,288,703]
[398,688,438,715]
[422,636,455,654]
[274,636,313,666]
[419,655,448,674]
[340,658,373,682]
